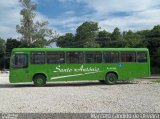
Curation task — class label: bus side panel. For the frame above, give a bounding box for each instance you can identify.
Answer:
[46,64,104,82]
[117,63,150,81]
[102,63,120,80]
[28,64,49,82]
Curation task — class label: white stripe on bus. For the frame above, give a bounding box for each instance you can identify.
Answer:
[51,72,99,80]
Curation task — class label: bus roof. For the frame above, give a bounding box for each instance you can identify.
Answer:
[12,48,149,52]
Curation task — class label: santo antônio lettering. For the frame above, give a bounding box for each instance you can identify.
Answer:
[53,65,100,73]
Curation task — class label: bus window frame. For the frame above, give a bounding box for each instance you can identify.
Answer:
[66,51,85,64]
[136,51,148,63]
[85,51,103,64]
[103,51,120,63]
[30,51,46,64]
[12,53,28,69]
[120,51,136,63]
[46,51,65,64]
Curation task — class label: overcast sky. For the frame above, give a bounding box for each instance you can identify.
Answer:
[0,0,160,39]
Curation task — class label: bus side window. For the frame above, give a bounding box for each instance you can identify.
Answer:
[31,52,45,64]
[103,52,119,63]
[137,52,147,62]
[121,52,136,62]
[66,52,84,64]
[47,52,65,64]
[85,52,102,63]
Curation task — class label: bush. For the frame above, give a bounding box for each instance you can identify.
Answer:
[151,67,160,74]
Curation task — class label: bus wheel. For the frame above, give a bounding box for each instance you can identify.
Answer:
[33,75,46,87]
[105,73,117,85]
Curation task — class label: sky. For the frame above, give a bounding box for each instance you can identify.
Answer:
[0,0,160,39]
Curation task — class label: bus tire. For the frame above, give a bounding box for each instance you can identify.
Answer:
[105,73,117,85]
[33,75,46,87]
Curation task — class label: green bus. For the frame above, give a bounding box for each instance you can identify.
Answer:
[9,48,150,86]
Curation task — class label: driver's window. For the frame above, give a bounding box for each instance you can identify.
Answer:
[13,54,28,68]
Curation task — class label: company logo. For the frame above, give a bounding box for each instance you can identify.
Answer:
[51,65,100,80]
[53,65,100,73]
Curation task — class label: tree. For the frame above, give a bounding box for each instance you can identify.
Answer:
[6,38,22,57]
[16,0,57,48]
[56,33,75,47]
[75,21,100,48]
[136,30,150,47]
[0,38,22,69]
[0,38,5,55]
[32,21,58,47]
[111,27,123,47]
[122,30,142,48]
[148,25,160,51]
[0,38,5,69]
[147,25,160,68]
[97,30,111,48]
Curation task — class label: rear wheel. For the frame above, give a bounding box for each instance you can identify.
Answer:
[33,75,46,87]
[105,73,117,85]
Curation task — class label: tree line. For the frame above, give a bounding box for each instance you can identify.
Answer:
[0,0,160,74]
[56,22,160,74]
[0,22,160,74]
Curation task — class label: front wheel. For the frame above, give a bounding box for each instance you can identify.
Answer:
[105,73,117,85]
[33,75,46,87]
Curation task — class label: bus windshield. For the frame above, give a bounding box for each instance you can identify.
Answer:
[12,54,28,68]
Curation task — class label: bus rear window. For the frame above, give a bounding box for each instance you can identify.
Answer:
[137,52,147,62]
[12,54,27,68]
[31,52,45,64]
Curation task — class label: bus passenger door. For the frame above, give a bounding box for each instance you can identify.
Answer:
[10,53,29,83]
